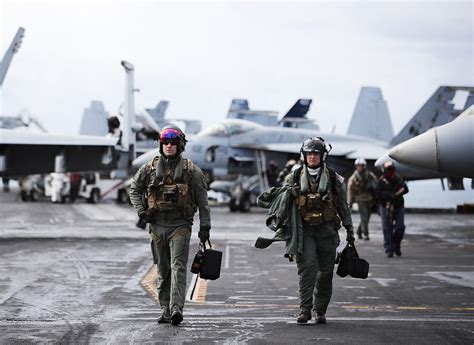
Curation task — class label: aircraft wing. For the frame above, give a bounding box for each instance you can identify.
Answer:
[132,148,157,168]
[234,141,388,160]
[136,110,161,133]
[341,142,389,160]
[0,129,118,176]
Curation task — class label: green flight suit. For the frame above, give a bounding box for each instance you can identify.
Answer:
[129,154,211,316]
[285,165,353,315]
[347,170,377,238]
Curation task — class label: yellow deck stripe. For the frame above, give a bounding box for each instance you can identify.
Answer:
[192,277,208,303]
[140,265,159,303]
[190,243,218,303]
[397,307,428,310]
[140,264,471,314]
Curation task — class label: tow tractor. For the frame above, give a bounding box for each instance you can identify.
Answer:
[78,172,129,204]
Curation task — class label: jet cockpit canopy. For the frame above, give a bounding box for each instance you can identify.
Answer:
[198,119,261,137]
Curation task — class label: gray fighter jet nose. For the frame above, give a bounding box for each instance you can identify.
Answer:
[388,114,474,178]
[376,149,442,180]
[389,129,437,172]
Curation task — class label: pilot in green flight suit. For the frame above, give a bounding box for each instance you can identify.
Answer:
[285,137,355,324]
[129,125,211,326]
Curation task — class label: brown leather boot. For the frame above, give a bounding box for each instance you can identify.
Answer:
[316,312,326,324]
[297,311,312,324]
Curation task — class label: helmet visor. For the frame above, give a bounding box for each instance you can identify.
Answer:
[160,128,181,144]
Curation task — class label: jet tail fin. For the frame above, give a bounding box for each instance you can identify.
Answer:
[0,27,25,87]
[79,101,109,136]
[347,87,394,142]
[390,86,474,146]
[281,99,312,119]
[228,99,249,116]
[146,100,169,123]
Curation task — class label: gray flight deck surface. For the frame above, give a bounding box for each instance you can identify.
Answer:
[0,191,473,344]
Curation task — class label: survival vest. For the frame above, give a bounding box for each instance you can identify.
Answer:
[353,172,369,194]
[292,166,339,226]
[144,156,197,221]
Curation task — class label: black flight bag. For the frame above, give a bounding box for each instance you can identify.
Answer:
[192,240,222,280]
[337,242,369,279]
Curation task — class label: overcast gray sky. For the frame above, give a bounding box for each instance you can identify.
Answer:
[1,0,472,135]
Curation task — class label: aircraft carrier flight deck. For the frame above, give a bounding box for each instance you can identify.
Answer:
[0,190,473,344]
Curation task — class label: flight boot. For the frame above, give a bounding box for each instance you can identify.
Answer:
[296,311,312,324]
[171,310,183,326]
[315,312,326,324]
[157,311,171,324]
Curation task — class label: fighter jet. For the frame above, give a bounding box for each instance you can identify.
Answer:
[133,117,390,180]
[375,86,474,188]
[388,105,474,178]
[132,87,392,178]
[227,99,279,126]
[0,29,127,177]
[134,86,474,187]
[227,98,318,130]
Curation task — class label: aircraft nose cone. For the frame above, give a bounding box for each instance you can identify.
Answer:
[389,129,438,171]
[374,152,390,169]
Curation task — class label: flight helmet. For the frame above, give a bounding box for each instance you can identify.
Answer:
[383,160,396,177]
[158,125,187,156]
[300,137,330,165]
[107,115,120,133]
[354,157,367,166]
[383,160,395,172]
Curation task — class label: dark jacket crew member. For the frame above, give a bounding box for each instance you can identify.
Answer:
[284,137,355,324]
[129,125,211,326]
[375,160,408,257]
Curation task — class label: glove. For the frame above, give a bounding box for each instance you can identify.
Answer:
[135,215,147,229]
[139,209,155,223]
[198,227,210,243]
[345,225,355,243]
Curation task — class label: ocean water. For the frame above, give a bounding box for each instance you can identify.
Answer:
[404,178,474,209]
